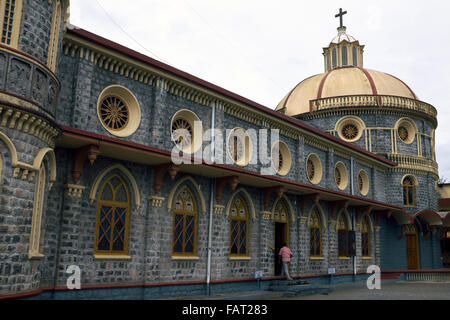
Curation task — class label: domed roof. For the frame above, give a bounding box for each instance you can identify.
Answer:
[275,66,418,116]
[330,26,357,44]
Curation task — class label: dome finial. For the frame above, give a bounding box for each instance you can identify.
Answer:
[335,8,347,29]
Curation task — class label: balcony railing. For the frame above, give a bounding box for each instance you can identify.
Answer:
[310,95,437,118]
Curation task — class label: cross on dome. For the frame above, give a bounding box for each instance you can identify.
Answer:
[335,8,347,29]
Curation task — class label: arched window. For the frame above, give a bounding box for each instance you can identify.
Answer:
[0,0,22,47]
[47,0,62,72]
[230,194,249,257]
[29,164,46,259]
[403,176,415,206]
[95,174,131,255]
[309,208,322,257]
[332,48,337,69]
[361,215,370,257]
[337,213,349,257]
[352,46,358,66]
[172,185,198,256]
[342,45,348,66]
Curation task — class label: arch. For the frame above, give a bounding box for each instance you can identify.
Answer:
[33,148,57,189]
[413,210,443,226]
[307,203,327,230]
[167,176,206,214]
[359,212,374,233]
[0,130,19,165]
[336,208,351,231]
[29,163,46,259]
[271,195,295,223]
[90,164,141,209]
[225,187,256,221]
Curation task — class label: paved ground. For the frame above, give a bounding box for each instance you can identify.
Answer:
[286,281,450,300]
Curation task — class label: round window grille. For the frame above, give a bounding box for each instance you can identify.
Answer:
[99,96,130,131]
[307,158,315,181]
[342,123,358,140]
[358,170,369,196]
[335,167,341,186]
[171,118,193,151]
[398,126,409,142]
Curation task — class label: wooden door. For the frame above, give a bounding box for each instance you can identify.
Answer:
[406,234,419,270]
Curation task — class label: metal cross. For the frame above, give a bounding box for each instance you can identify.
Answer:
[335,8,347,28]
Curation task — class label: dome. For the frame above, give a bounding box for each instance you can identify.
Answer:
[275,66,418,116]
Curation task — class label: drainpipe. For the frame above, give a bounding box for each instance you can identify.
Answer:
[350,156,356,279]
[206,102,216,295]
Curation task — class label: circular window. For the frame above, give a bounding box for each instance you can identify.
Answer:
[395,118,416,144]
[272,141,292,176]
[335,116,365,142]
[171,109,203,154]
[227,128,252,166]
[358,170,369,196]
[334,162,348,190]
[306,154,322,185]
[97,85,141,137]
[342,123,358,140]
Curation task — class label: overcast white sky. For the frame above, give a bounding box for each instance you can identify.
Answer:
[70,0,450,179]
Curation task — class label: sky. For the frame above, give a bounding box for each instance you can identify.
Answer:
[70,0,450,179]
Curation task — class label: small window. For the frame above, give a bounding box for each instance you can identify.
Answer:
[29,164,46,259]
[332,48,337,69]
[0,0,22,47]
[403,176,416,207]
[306,154,323,185]
[395,118,416,145]
[334,162,348,190]
[336,116,365,142]
[230,195,249,256]
[97,85,141,137]
[47,0,62,72]
[227,128,252,166]
[361,216,370,257]
[352,46,358,66]
[272,141,292,176]
[337,213,349,257]
[95,174,131,255]
[309,208,322,257]
[358,170,369,196]
[173,185,198,255]
[342,46,348,66]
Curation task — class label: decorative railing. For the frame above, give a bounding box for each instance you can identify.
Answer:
[310,95,437,118]
[405,271,450,282]
[386,153,438,176]
[0,45,59,119]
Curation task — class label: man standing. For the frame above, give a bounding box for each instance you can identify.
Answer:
[278,242,293,280]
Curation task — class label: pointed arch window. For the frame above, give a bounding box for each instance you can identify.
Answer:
[172,185,198,256]
[337,213,349,257]
[309,208,322,257]
[403,176,416,207]
[230,194,249,257]
[0,0,22,47]
[95,174,131,255]
[47,0,62,72]
[29,164,46,259]
[361,216,370,257]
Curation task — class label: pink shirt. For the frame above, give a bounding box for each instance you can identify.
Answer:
[279,246,292,262]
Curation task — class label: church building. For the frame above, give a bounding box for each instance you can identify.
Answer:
[0,2,448,299]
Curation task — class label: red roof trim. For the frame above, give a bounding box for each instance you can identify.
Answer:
[66,27,396,167]
[385,72,418,100]
[357,67,378,95]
